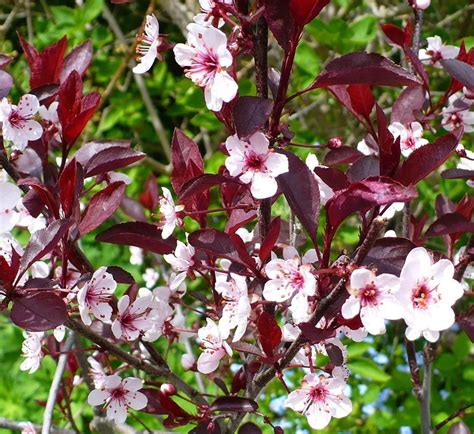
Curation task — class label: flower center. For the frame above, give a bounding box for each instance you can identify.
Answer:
[244,152,265,172]
[188,48,221,87]
[448,113,462,128]
[404,133,417,150]
[412,283,431,309]
[427,50,442,63]
[110,387,126,401]
[309,385,328,402]
[8,110,26,128]
[360,283,379,306]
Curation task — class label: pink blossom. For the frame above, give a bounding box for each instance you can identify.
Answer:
[263,246,317,304]
[112,295,154,341]
[174,23,238,111]
[182,353,196,370]
[441,96,474,133]
[159,187,184,239]
[163,240,195,289]
[285,372,352,430]
[133,14,161,74]
[143,267,159,289]
[197,318,232,374]
[342,268,402,335]
[194,0,233,27]
[77,267,117,326]
[0,94,43,150]
[215,273,251,342]
[388,121,429,157]
[225,132,289,199]
[88,375,147,424]
[139,286,174,342]
[20,332,44,374]
[419,36,459,68]
[396,247,464,342]
[413,0,430,9]
[305,154,334,205]
[88,356,107,388]
[0,181,21,233]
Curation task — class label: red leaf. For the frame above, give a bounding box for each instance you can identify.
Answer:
[233,96,273,139]
[312,52,422,88]
[179,174,239,203]
[425,213,474,238]
[276,150,320,245]
[391,85,426,125]
[210,397,258,413]
[0,70,13,98]
[441,59,474,92]
[347,84,374,119]
[264,0,295,52]
[79,182,126,235]
[138,174,159,212]
[404,48,430,91]
[326,177,417,231]
[85,146,145,177]
[395,132,461,186]
[257,312,282,357]
[346,155,380,183]
[259,217,281,263]
[11,291,68,331]
[189,229,257,271]
[324,146,363,166]
[313,166,349,190]
[106,266,135,284]
[18,219,74,279]
[60,40,93,83]
[96,222,176,254]
[376,104,400,177]
[442,168,474,180]
[290,0,330,27]
[59,158,82,217]
[381,23,405,47]
[298,323,335,344]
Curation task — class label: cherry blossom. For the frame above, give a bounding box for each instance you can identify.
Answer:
[441,96,474,133]
[77,267,117,326]
[285,372,352,430]
[418,36,459,68]
[133,14,161,74]
[342,268,402,335]
[0,94,43,150]
[112,295,154,341]
[139,286,173,342]
[305,154,334,205]
[413,0,430,10]
[263,246,317,304]
[0,181,21,233]
[129,246,144,265]
[197,318,232,374]
[20,332,44,374]
[88,356,107,388]
[357,138,376,156]
[143,267,159,288]
[88,375,147,424]
[163,240,195,289]
[225,132,289,199]
[159,187,184,239]
[388,121,429,157]
[182,353,196,370]
[396,247,464,342]
[215,273,251,341]
[194,0,233,27]
[173,23,238,111]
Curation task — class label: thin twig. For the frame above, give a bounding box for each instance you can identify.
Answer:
[42,333,76,434]
[405,338,422,400]
[0,418,74,434]
[434,403,474,431]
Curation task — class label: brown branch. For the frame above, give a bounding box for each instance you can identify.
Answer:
[405,338,422,400]
[435,403,474,431]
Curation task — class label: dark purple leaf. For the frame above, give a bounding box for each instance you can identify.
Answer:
[231,341,263,357]
[257,311,282,357]
[0,70,13,98]
[189,229,257,271]
[59,158,81,217]
[391,85,426,125]
[377,104,400,177]
[19,219,73,278]
[30,84,60,103]
[326,343,344,366]
[60,40,93,83]
[276,150,320,245]
[328,85,368,125]
[298,323,335,344]
[362,237,416,276]
[441,59,474,92]
[459,310,474,342]
[121,197,147,222]
[79,182,126,235]
[346,155,380,182]
[311,52,422,89]
[179,174,239,202]
[11,291,67,331]
[141,389,167,415]
[313,166,349,190]
[395,132,461,186]
[347,84,374,119]
[425,213,474,238]
[233,96,273,139]
[264,0,295,52]
[239,422,262,434]
[106,266,135,284]
[435,194,455,218]
[325,146,363,166]
[326,177,417,230]
[442,168,474,180]
[0,54,13,68]
[96,222,176,254]
[85,147,145,177]
[138,174,159,211]
[290,0,330,27]
[404,48,430,91]
[381,24,405,47]
[210,397,258,413]
[73,140,131,165]
[259,217,281,263]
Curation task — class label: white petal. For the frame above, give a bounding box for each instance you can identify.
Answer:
[250,172,278,199]
[341,296,360,319]
[18,94,39,117]
[125,391,148,410]
[88,389,109,406]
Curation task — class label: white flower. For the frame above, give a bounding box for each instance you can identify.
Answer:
[163,240,195,289]
[235,226,254,243]
[38,101,61,141]
[197,318,232,374]
[419,36,459,68]
[194,0,233,28]
[133,14,161,74]
[174,23,238,111]
[0,182,21,233]
[263,246,317,304]
[20,332,44,374]
[112,295,154,341]
[215,273,251,342]
[305,154,334,205]
[87,375,147,424]
[143,267,159,289]
[182,353,196,370]
[88,356,107,388]
[53,326,66,342]
[0,94,43,150]
[129,246,144,265]
[357,138,375,156]
[77,267,117,326]
[414,0,430,9]
[140,286,174,342]
[441,96,474,133]
[396,247,464,342]
[225,132,289,199]
[382,202,404,220]
[16,201,47,234]
[388,122,429,157]
[285,372,352,430]
[159,187,184,239]
[342,269,402,335]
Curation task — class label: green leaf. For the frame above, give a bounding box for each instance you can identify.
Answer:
[82,0,104,23]
[349,15,378,45]
[453,332,471,359]
[295,42,320,76]
[348,358,391,382]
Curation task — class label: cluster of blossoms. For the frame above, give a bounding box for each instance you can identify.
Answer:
[1,0,473,432]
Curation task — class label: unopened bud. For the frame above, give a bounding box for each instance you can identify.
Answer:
[413,0,430,9]
[160,383,177,396]
[327,137,343,149]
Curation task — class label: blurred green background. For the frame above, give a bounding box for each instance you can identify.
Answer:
[0,0,472,432]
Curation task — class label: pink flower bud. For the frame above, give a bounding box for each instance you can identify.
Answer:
[327,137,343,149]
[413,0,430,10]
[160,383,177,396]
[181,353,195,370]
